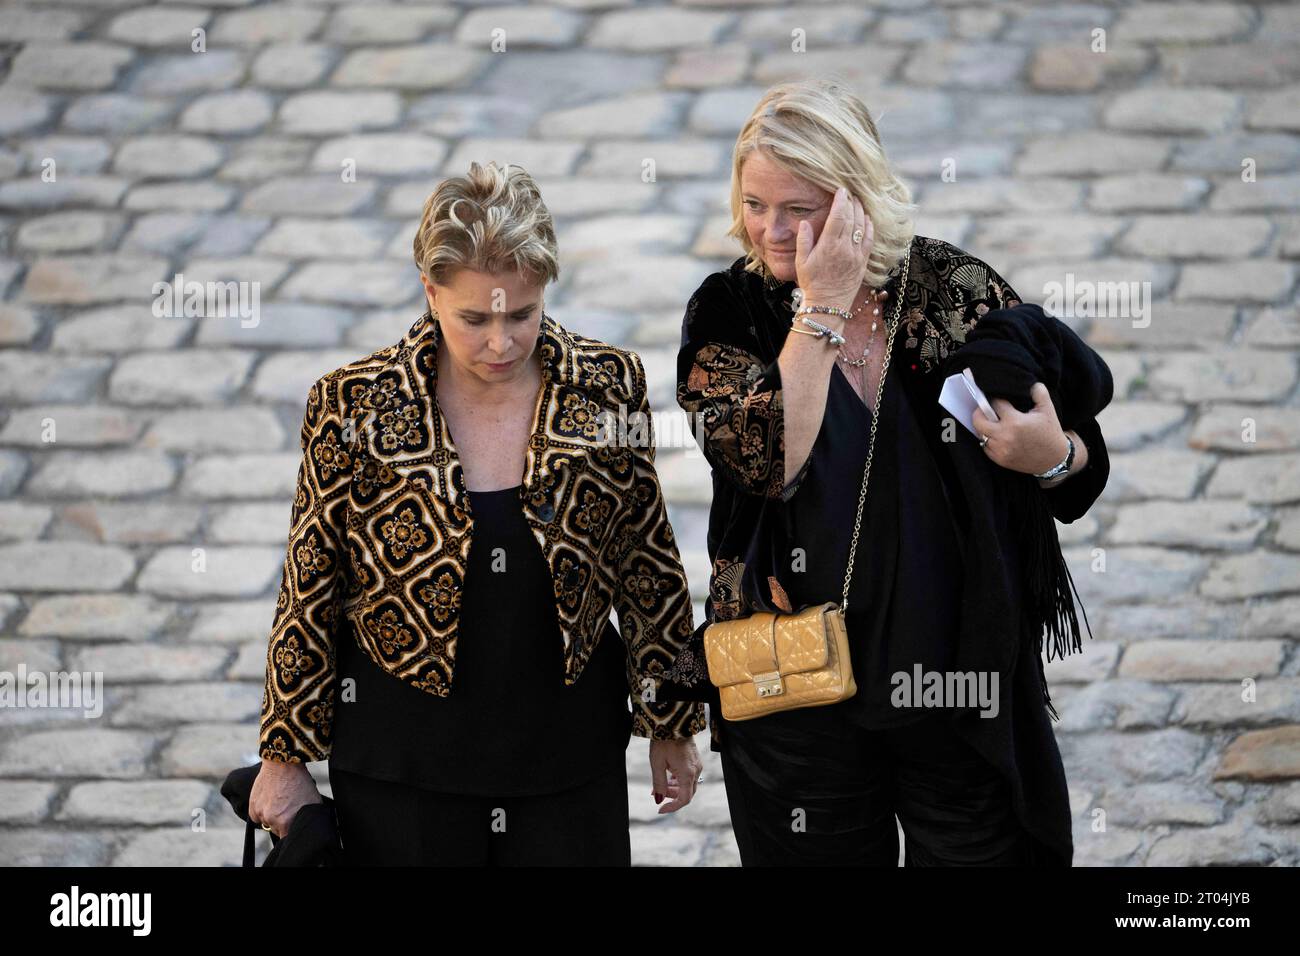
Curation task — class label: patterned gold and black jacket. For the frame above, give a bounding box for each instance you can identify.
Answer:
[259,309,707,763]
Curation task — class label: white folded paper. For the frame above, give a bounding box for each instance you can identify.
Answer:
[938,367,999,436]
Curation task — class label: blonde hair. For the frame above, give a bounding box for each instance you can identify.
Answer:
[412,161,559,291]
[728,77,918,289]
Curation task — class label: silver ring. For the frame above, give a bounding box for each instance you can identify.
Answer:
[978,434,989,449]
[851,228,863,244]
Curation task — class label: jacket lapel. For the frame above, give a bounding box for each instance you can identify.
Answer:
[362,308,614,521]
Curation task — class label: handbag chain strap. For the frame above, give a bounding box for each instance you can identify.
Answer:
[838,247,910,616]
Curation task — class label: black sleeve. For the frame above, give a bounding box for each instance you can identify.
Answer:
[1042,413,1109,523]
[676,273,812,501]
[945,299,1115,524]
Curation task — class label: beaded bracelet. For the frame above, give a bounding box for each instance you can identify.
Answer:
[796,304,852,322]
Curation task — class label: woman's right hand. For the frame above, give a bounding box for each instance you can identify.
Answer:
[250,758,323,838]
[793,186,874,312]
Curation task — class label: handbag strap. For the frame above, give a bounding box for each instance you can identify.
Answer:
[839,247,911,614]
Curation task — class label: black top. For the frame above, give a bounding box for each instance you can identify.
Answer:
[329,484,632,796]
[749,357,968,729]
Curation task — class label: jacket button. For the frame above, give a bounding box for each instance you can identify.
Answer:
[538,502,555,522]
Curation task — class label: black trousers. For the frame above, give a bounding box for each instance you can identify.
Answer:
[328,764,631,866]
[720,707,1032,866]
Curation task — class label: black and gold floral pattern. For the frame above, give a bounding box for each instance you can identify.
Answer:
[260,310,706,763]
[679,342,788,498]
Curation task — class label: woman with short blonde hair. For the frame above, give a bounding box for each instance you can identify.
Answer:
[251,161,705,865]
[663,77,1113,866]
[413,161,561,291]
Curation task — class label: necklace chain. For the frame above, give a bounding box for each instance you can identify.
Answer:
[839,249,910,613]
[838,286,886,368]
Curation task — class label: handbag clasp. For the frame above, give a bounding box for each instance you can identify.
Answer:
[753,671,784,697]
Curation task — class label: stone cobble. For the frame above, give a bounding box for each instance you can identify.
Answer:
[1,0,1296,867]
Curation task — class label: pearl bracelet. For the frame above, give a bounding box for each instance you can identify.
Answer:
[796,304,853,322]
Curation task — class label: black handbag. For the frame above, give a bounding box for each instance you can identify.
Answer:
[221,763,345,867]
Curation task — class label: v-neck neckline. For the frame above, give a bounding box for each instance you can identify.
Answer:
[420,319,553,515]
[832,361,878,420]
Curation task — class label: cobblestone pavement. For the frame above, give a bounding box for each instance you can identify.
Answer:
[1,1,1298,866]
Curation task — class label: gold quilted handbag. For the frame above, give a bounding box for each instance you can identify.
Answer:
[704,250,910,721]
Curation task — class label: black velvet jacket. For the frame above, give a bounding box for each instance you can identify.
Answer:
[661,235,1113,865]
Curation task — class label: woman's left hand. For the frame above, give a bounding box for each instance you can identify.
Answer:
[648,737,703,814]
[972,382,1076,480]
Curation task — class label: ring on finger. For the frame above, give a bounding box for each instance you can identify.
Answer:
[851,228,863,244]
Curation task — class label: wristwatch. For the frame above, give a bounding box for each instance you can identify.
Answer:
[1034,434,1075,481]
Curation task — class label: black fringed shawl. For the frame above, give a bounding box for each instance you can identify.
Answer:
[938,302,1115,719]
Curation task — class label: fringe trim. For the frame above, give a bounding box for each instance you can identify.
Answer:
[1014,478,1095,722]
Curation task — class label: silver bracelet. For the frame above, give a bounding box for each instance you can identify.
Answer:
[1034,434,1075,480]
[795,315,845,346]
